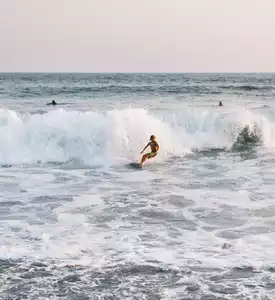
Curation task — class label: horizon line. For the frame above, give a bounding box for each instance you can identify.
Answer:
[1,71,275,74]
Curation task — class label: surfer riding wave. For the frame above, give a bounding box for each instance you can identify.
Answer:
[140,135,159,166]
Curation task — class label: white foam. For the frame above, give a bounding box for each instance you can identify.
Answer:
[0,107,274,166]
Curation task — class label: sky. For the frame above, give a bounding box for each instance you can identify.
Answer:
[1,0,275,72]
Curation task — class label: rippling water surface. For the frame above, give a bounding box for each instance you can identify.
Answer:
[1,73,275,299]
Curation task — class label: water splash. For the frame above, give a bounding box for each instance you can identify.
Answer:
[0,107,274,165]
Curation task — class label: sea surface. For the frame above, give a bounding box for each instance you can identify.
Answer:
[1,73,275,300]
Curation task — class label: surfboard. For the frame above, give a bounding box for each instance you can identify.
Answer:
[128,162,143,169]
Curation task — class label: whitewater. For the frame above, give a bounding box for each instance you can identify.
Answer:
[1,73,275,300]
[1,106,275,165]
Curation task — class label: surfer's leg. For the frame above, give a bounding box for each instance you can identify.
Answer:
[140,153,149,164]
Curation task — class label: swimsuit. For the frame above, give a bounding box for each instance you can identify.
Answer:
[147,151,157,158]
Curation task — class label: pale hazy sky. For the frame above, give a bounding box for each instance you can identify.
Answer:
[1,0,275,72]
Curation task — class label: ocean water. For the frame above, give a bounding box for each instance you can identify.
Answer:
[1,73,275,300]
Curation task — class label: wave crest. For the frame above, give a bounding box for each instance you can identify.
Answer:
[0,107,274,165]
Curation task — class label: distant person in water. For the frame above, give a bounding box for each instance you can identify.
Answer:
[219,101,223,107]
[47,100,57,106]
[140,135,159,165]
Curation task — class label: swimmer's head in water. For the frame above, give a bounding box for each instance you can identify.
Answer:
[150,135,156,141]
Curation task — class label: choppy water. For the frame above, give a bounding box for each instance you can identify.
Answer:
[1,73,275,300]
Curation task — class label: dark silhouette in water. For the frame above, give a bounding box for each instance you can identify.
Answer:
[219,101,223,107]
[47,100,57,106]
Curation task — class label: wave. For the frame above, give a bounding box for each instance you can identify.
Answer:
[220,85,273,92]
[0,107,274,165]
[5,83,272,98]
[3,85,223,98]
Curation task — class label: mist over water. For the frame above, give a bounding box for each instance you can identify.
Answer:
[1,73,275,300]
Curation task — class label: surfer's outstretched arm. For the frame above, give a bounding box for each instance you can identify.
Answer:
[140,143,150,154]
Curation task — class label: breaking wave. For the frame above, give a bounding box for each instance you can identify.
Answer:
[0,107,274,165]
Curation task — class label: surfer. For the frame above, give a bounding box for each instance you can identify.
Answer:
[140,135,159,165]
[219,101,223,107]
[47,100,57,106]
